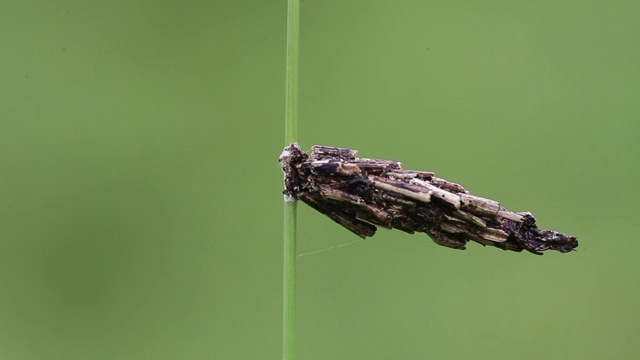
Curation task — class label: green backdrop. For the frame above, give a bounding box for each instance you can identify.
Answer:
[1,1,639,359]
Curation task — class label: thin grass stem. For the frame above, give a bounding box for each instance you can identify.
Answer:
[283,0,300,359]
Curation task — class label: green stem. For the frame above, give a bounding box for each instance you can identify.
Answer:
[283,0,300,359]
[283,200,297,360]
[285,0,299,143]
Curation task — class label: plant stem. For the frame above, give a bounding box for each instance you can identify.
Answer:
[283,200,297,360]
[283,0,300,359]
[285,0,299,143]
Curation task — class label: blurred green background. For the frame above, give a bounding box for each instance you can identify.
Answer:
[1,1,639,359]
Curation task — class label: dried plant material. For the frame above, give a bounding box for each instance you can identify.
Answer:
[280,144,578,255]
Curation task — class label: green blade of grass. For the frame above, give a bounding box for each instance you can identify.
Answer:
[283,200,297,360]
[283,0,300,359]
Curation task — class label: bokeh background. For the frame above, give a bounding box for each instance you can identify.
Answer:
[1,1,639,359]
